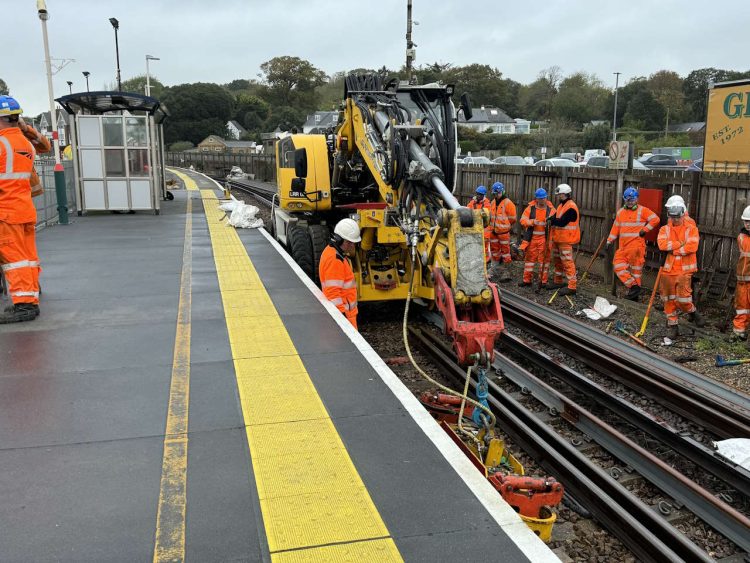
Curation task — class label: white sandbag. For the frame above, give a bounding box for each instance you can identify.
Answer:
[714,438,750,471]
[217,197,264,229]
[582,296,618,321]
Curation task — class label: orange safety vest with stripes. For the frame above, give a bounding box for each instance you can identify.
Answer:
[737,231,750,283]
[319,244,358,325]
[520,200,555,237]
[657,222,700,275]
[551,199,580,244]
[467,197,490,210]
[487,196,516,235]
[607,204,660,250]
[0,127,35,224]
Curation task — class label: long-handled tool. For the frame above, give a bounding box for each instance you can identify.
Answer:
[536,222,553,294]
[615,321,657,352]
[634,266,663,338]
[715,355,750,367]
[580,235,608,282]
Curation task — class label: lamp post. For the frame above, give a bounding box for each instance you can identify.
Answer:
[145,55,160,97]
[82,71,90,92]
[36,0,68,224]
[66,80,73,94]
[109,17,121,91]
[612,71,621,142]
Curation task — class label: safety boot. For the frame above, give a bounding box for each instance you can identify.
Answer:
[558,286,576,296]
[728,332,747,343]
[0,303,39,324]
[625,285,641,301]
[517,280,532,287]
[667,324,679,340]
[544,282,565,290]
[688,310,706,328]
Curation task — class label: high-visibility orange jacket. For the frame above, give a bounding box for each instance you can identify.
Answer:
[657,222,699,275]
[319,244,358,328]
[521,200,555,237]
[488,196,516,235]
[0,127,35,224]
[467,197,490,210]
[607,205,660,250]
[737,230,750,283]
[551,199,580,244]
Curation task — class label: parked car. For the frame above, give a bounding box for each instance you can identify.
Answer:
[638,154,680,167]
[559,152,578,162]
[536,158,580,168]
[687,158,703,172]
[492,155,527,166]
[585,156,648,170]
[463,156,494,165]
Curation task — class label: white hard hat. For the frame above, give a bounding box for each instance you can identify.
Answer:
[334,218,361,243]
[667,203,686,217]
[742,205,750,221]
[555,183,572,195]
[665,194,685,208]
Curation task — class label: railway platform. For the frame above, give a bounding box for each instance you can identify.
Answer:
[0,168,555,562]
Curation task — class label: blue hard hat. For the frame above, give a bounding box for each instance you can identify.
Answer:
[491,182,505,194]
[475,185,487,195]
[535,187,547,199]
[623,186,638,200]
[0,95,22,117]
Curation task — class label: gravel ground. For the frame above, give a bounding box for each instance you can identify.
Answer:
[494,260,750,394]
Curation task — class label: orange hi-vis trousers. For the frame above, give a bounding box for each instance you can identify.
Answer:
[613,244,645,288]
[734,282,750,336]
[0,222,40,305]
[551,243,577,290]
[487,232,511,264]
[660,273,696,326]
[523,236,549,284]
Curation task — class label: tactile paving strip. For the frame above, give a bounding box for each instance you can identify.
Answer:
[200,188,402,561]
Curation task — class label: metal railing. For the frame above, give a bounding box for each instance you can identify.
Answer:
[34,158,77,229]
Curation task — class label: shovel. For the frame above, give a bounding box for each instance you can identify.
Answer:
[615,321,657,352]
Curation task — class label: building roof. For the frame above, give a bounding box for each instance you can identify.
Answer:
[668,122,706,133]
[224,140,256,148]
[55,91,169,123]
[458,106,514,124]
[228,120,248,134]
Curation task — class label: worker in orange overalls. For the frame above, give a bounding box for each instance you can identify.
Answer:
[518,188,555,287]
[548,183,580,296]
[0,96,40,323]
[319,218,360,329]
[467,185,490,210]
[657,202,704,339]
[486,182,516,281]
[606,186,660,301]
[731,205,750,346]
[664,194,696,227]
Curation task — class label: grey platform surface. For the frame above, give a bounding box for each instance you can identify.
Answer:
[0,185,538,562]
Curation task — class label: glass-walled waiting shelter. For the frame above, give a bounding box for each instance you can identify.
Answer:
[56,92,169,214]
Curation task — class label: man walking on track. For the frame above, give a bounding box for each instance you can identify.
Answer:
[486,182,516,281]
[548,183,580,296]
[518,188,555,288]
[657,201,705,339]
[606,186,660,300]
[0,95,40,324]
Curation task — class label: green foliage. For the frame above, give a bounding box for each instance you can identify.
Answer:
[224,79,253,91]
[518,67,561,121]
[582,123,611,150]
[682,68,750,121]
[168,141,194,152]
[161,82,234,144]
[233,93,270,131]
[264,105,307,131]
[444,64,521,117]
[459,140,479,153]
[259,56,327,110]
[0,78,8,95]
[120,74,165,98]
[623,89,665,131]
[552,72,609,126]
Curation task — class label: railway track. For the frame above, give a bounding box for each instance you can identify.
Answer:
[213,175,276,206]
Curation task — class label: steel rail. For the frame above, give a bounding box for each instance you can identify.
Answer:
[500,291,750,439]
[498,330,750,501]
[223,178,275,206]
[407,326,712,563]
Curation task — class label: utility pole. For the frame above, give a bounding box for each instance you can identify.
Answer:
[37,0,68,224]
[664,106,670,140]
[612,72,621,142]
[405,0,416,84]
[110,18,122,91]
[146,55,160,97]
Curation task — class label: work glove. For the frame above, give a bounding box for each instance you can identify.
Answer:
[638,229,646,237]
[605,241,611,249]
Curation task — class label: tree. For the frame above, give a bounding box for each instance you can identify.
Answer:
[160,82,235,144]
[444,64,520,116]
[518,67,561,121]
[551,72,609,126]
[120,74,165,98]
[258,56,327,110]
[623,89,665,131]
[232,93,270,132]
[263,105,307,132]
[168,141,194,152]
[0,78,8,95]
[682,68,750,121]
[647,70,686,122]
[225,79,253,91]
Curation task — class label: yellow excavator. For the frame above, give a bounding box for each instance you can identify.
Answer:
[271,73,503,365]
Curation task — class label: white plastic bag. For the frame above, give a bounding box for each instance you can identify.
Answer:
[714,438,750,471]
[218,196,264,229]
[582,296,617,320]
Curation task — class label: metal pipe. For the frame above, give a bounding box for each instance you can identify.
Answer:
[407,141,460,209]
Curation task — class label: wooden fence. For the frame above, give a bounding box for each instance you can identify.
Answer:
[166,149,749,293]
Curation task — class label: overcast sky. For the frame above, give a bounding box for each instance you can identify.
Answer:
[5,0,750,116]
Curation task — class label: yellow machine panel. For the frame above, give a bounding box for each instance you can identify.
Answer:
[276,134,332,212]
[704,80,750,173]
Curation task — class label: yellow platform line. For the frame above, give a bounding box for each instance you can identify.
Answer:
[168,168,199,191]
[153,195,193,562]
[199,188,402,562]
